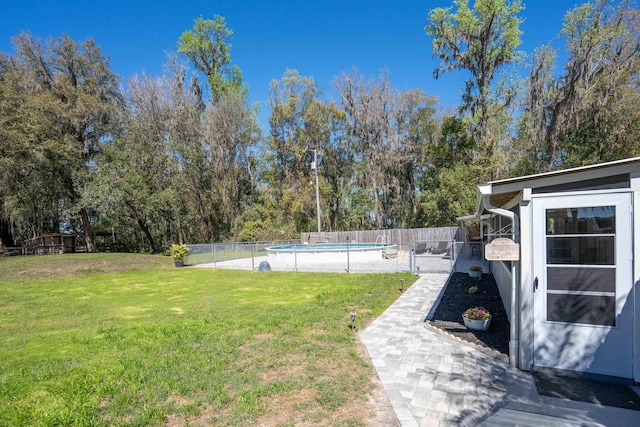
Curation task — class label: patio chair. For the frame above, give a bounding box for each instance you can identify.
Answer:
[382,246,398,259]
[415,242,428,254]
[431,241,450,255]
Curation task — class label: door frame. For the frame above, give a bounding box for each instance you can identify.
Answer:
[531,190,634,379]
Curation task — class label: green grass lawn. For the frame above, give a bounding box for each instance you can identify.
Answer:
[0,253,414,426]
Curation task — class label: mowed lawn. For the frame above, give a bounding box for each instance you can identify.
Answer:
[0,253,413,426]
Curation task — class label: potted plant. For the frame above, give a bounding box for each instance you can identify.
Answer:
[462,306,491,331]
[170,244,189,267]
[468,265,483,279]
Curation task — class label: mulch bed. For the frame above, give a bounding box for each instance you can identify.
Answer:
[427,272,510,357]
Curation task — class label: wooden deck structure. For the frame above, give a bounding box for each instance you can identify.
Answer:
[14,231,120,255]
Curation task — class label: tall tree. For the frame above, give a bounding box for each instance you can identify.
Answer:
[425,0,524,176]
[164,60,220,243]
[511,44,558,175]
[203,82,261,232]
[336,71,391,229]
[89,72,182,252]
[178,16,260,241]
[393,89,439,225]
[178,15,246,102]
[261,69,321,236]
[0,33,124,250]
[419,116,480,226]
[516,0,640,172]
[336,71,438,228]
[302,100,351,231]
[555,0,640,168]
[0,54,61,244]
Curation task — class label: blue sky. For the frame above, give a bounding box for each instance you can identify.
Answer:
[1,0,573,128]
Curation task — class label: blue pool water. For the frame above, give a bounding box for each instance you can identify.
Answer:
[268,243,391,251]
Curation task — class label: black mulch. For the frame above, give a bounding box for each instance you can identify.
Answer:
[532,369,640,411]
[427,272,510,356]
[428,272,640,410]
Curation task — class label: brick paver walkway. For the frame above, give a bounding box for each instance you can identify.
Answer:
[360,274,640,427]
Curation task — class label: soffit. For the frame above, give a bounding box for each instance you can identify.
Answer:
[489,191,520,209]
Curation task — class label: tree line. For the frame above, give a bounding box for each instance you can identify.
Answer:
[0,0,638,252]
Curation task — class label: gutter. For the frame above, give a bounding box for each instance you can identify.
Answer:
[479,186,520,368]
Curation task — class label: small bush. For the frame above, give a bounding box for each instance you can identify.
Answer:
[170,244,189,260]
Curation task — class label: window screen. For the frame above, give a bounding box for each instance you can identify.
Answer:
[545,206,616,326]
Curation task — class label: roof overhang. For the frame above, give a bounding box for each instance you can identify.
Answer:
[458,156,640,222]
[488,156,640,195]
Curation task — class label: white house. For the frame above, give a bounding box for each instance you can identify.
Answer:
[459,156,640,382]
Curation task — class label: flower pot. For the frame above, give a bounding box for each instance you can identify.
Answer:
[468,270,482,279]
[463,315,491,331]
[174,259,184,267]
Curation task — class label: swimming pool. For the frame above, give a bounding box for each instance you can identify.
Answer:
[268,243,392,252]
[266,243,397,265]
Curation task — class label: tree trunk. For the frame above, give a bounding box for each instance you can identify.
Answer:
[372,176,382,229]
[137,218,157,253]
[0,217,16,247]
[79,208,95,253]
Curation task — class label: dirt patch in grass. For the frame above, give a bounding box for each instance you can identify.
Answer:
[165,403,216,427]
[361,371,400,427]
[254,377,398,427]
[255,388,322,426]
[354,342,400,427]
[254,346,398,426]
[164,394,220,427]
[235,337,399,426]
[254,333,275,341]
[260,363,307,385]
[427,272,510,357]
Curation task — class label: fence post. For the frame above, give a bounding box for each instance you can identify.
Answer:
[346,241,350,273]
[251,243,255,270]
[294,246,298,272]
[409,241,414,273]
[395,243,399,273]
[213,244,217,267]
[451,239,455,272]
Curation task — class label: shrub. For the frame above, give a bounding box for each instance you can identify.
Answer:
[169,244,189,261]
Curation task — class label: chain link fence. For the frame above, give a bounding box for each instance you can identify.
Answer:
[186,240,299,270]
[187,240,475,274]
[409,240,463,274]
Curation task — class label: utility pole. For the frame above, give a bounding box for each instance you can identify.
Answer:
[312,149,321,233]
